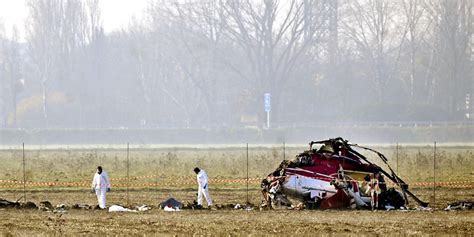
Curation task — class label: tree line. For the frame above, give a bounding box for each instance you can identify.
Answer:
[0,0,472,129]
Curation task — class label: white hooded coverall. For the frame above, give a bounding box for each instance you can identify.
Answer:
[91,171,110,209]
[197,170,212,206]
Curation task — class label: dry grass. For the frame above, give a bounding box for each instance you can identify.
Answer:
[0,145,472,184]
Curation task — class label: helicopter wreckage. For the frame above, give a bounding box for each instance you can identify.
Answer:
[261,137,429,210]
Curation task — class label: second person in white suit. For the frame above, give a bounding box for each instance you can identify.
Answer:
[194,167,212,208]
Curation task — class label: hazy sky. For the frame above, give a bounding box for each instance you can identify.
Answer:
[0,0,148,39]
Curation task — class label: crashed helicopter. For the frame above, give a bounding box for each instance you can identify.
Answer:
[261,137,428,210]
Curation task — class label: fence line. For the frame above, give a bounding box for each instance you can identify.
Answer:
[0,177,471,189]
[1,142,472,209]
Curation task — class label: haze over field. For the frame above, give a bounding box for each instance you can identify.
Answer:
[0,0,472,144]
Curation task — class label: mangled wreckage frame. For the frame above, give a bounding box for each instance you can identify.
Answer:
[261,137,429,210]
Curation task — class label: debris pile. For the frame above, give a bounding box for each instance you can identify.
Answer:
[108,204,151,212]
[137,205,151,212]
[109,205,134,212]
[445,201,473,211]
[72,204,93,210]
[261,137,428,210]
[0,198,20,208]
[0,198,38,209]
[160,197,183,211]
[38,201,53,211]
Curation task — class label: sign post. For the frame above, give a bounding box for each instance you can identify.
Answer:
[264,93,271,128]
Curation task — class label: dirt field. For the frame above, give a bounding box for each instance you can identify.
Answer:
[1,188,474,235]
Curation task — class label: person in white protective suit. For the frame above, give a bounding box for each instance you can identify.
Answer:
[194,167,213,208]
[91,166,110,209]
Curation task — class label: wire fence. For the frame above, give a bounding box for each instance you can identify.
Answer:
[0,142,472,207]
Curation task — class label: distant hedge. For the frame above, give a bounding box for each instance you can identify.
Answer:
[0,125,472,145]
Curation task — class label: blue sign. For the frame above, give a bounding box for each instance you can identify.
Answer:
[264,93,271,112]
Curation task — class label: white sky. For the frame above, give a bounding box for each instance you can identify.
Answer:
[0,0,148,39]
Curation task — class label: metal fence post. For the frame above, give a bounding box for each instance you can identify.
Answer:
[155,153,159,197]
[22,142,26,203]
[433,141,436,208]
[246,143,249,204]
[127,142,130,207]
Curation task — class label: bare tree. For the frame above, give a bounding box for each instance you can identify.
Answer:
[1,0,471,129]
[424,0,473,118]
[6,27,22,128]
[340,0,406,103]
[80,0,103,127]
[26,0,98,127]
[401,0,427,104]
[146,0,232,127]
[0,21,6,127]
[0,24,22,128]
[221,0,329,122]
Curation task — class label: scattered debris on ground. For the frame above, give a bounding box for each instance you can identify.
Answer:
[444,201,473,211]
[159,197,183,211]
[53,204,68,214]
[163,206,181,212]
[0,198,37,209]
[232,203,254,211]
[5,197,471,213]
[0,198,20,208]
[21,202,37,209]
[72,204,93,210]
[415,206,433,211]
[109,205,136,212]
[108,204,152,212]
[38,201,53,211]
[137,205,151,212]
